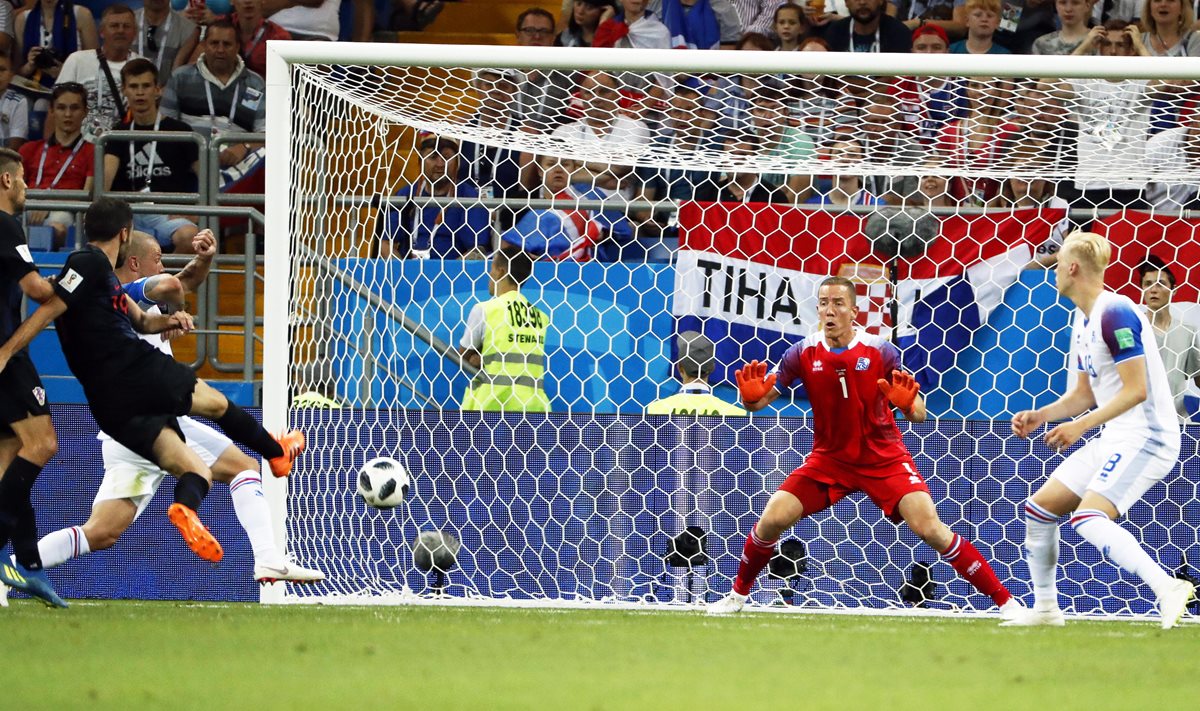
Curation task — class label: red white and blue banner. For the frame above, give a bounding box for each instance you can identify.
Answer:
[673,202,1067,391]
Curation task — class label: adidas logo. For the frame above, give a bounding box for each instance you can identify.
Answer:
[3,564,25,584]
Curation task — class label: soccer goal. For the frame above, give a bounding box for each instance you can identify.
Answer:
[262,42,1200,616]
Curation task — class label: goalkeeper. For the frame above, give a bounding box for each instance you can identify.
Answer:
[709,276,1022,617]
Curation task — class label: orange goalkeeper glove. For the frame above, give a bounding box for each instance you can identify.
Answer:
[877,369,919,416]
[735,360,776,406]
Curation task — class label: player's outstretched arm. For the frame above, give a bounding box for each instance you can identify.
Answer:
[0,295,68,374]
[1045,358,1144,452]
[173,229,217,294]
[736,360,779,412]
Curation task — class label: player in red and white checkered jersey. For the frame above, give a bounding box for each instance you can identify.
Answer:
[708,275,1023,618]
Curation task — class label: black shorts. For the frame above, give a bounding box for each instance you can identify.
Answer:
[86,353,197,462]
[0,353,50,433]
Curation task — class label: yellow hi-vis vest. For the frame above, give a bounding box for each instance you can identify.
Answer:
[462,291,551,412]
[645,382,746,416]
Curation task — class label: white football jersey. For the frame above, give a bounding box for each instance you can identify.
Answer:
[1069,291,1180,446]
[123,276,173,357]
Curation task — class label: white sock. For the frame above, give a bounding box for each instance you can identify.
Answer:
[229,471,279,564]
[1023,501,1061,611]
[37,526,91,569]
[1071,509,1173,597]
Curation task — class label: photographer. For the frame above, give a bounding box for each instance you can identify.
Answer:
[14,0,99,89]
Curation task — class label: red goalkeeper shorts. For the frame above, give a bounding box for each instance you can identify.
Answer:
[778,452,930,522]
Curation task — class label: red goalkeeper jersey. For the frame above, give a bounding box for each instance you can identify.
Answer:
[774,329,911,471]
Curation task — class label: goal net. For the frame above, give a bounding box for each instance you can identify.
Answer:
[263,44,1200,616]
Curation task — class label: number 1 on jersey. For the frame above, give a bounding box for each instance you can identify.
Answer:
[839,374,848,399]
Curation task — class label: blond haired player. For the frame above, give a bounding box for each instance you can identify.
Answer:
[1009,231,1194,628]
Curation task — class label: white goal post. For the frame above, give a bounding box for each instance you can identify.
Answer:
[261,40,1200,615]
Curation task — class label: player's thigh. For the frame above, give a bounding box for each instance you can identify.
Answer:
[1046,439,1106,507]
[895,490,952,550]
[188,380,230,419]
[96,439,169,523]
[1029,478,1081,518]
[181,417,254,482]
[1083,438,1178,516]
[150,426,210,479]
[758,489,808,539]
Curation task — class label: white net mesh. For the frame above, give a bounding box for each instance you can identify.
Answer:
[271,47,1200,616]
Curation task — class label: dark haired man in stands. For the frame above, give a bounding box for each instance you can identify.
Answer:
[162,19,265,190]
[103,58,200,255]
[20,83,94,249]
[1139,256,1200,419]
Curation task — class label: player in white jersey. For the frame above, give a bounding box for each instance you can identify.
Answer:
[1008,231,1194,629]
[25,230,322,586]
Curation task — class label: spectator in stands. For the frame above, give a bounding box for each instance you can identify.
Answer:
[774,2,813,49]
[695,136,790,202]
[822,0,912,52]
[559,0,616,46]
[893,26,965,144]
[890,0,966,39]
[0,54,29,150]
[1091,0,1139,23]
[786,37,857,144]
[376,133,491,260]
[1140,0,1200,56]
[461,67,526,230]
[908,167,957,207]
[857,96,923,204]
[594,0,673,48]
[805,136,884,205]
[1032,0,1095,54]
[135,0,197,84]
[15,0,99,90]
[650,0,742,49]
[751,87,814,200]
[55,4,140,142]
[1144,109,1200,212]
[513,9,573,133]
[739,0,791,37]
[19,82,92,248]
[231,0,291,79]
[935,76,1016,204]
[637,78,721,234]
[646,331,746,416]
[990,172,1070,268]
[1139,255,1200,418]
[161,19,264,191]
[500,155,601,261]
[949,0,1008,52]
[1056,21,1152,210]
[103,58,201,254]
[264,0,339,41]
[552,71,650,193]
[992,0,1057,53]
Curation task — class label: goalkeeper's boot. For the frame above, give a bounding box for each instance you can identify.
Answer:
[0,560,67,608]
[1157,579,1195,630]
[268,430,307,478]
[998,598,1026,623]
[999,605,1065,627]
[254,554,326,585]
[168,503,224,563]
[707,591,748,616]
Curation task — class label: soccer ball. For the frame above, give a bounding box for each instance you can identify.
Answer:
[356,457,411,509]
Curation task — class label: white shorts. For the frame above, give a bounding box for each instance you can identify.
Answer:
[1050,435,1180,514]
[93,417,234,521]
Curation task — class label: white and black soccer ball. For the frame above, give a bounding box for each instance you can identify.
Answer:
[356,457,411,509]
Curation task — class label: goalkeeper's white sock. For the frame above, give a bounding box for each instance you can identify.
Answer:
[1023,501,1061,611]
[37,526,90,569]
[1071,509,1173,597]
[229,471,279,564]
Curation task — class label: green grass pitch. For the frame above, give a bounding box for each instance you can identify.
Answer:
[6,601,1198,709]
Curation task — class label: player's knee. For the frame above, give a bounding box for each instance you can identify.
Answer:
[82,523,122,551]
[20,436,57,466]
[757,511,792,541]
[908,517,948,547]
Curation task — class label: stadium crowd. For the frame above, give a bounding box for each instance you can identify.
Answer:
[374,0,1200,263]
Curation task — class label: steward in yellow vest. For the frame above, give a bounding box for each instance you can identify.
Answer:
[459,248,551,412]
[646,331,745,416]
